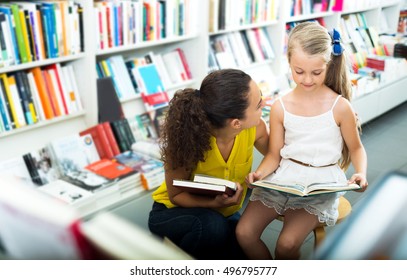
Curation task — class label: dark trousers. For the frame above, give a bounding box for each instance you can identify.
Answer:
[148,202,247,260]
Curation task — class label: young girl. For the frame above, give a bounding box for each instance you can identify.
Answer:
[236,22,368,260]
[148,69,269,259]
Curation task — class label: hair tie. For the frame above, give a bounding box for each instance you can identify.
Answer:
[330,28,344,56]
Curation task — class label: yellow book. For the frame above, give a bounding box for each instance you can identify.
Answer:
[28,103,37,123]
[100,60,111,76]
[0,74,21,128]
[19,10,33,62]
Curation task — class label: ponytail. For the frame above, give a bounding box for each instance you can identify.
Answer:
[160,88,211,172]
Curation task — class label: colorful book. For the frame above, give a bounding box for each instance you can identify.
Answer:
[10,4,28,63]
[30,67,54,120]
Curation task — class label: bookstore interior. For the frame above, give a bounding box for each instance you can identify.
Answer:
[0,0,407,260]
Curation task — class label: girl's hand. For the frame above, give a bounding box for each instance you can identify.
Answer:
[245,171,262,188]
[348,173,368,192]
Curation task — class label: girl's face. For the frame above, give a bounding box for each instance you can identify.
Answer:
[241,80,265,129]
[290,48,327,92]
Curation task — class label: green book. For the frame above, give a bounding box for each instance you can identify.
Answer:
[10,4,28,63]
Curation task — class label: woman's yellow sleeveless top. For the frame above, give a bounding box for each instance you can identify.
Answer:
[152,127,256,217]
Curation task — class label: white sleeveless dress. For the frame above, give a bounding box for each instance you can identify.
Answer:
[250,95,347,226]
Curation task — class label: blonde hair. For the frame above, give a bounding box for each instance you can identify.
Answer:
[287,21,355,170]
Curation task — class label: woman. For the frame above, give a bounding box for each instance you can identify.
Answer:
[148,69,269,259]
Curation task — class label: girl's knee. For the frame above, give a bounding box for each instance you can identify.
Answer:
[275,235,302,259]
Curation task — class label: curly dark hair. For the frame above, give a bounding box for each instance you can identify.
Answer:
[160,69,252,172]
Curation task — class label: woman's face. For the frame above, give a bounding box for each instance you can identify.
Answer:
[240,80,265,129]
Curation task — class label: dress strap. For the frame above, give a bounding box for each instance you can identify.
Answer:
[278,97,286,111]
[331,95,342,110]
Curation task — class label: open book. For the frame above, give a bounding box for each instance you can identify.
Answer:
[251,180,361,197]
[173,174,237,196]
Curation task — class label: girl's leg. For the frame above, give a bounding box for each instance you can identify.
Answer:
[148,202,232,259]
[275,208,319,259]
[236,200,280,259]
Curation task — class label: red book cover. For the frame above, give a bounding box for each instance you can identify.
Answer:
[102,121,121,156]
[85,159,134,180]
[80,124,114,159]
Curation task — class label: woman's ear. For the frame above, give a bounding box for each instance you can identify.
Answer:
[231,119,242,129]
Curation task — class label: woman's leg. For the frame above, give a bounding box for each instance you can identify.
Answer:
[236,200,280,259]
[148,202,233,259]
[275,208,319,259]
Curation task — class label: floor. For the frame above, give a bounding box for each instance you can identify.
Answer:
[254,101,407,259]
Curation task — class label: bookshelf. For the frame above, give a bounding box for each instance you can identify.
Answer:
[0,1,405,226]
[1,0,405,161]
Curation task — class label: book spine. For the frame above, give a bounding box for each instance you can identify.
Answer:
[0,77,13,131]
[96,124,114,159]
[18,9,33,62]
[30,67,54,119]
[102,121,121,156]
[121,118,136,147]
[42,70,61,116]
[14,71,34,125]
[10,4,28,63]
[0,76,16,129]
[5,74,26,128]
[110,120,129,153]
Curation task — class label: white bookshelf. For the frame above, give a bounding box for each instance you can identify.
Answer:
[0,1,405,196]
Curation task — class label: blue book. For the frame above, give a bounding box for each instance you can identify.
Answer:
[137,64,165,95]
[0,6,20,64]
[41,4,58,58]
[114,4,119,46]
[40,6,52,58]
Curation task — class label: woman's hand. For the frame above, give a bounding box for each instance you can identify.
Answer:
[349,173,368,192]
[213,182,244,208]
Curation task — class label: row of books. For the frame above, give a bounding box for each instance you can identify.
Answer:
[288,0,334,18]
[96,48,191,108]
[209,0,280,33]
[0,1,83,68]
[93,0,195,51]
[338,0,387,13]
[0,63,82,134]
[350,55,407,97]
[208,27,275,71]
